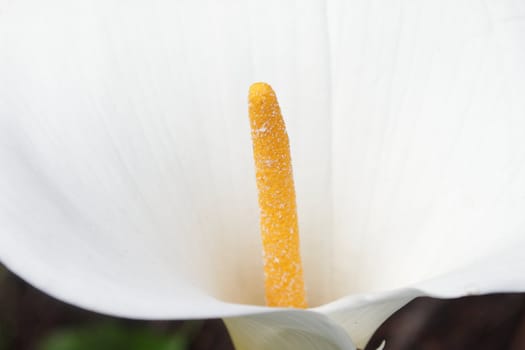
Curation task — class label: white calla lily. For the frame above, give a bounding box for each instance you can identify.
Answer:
[1,0,525,349]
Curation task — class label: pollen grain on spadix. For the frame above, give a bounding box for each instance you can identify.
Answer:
[248,82,307,309]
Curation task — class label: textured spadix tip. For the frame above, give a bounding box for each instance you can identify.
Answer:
[249,82,275,102]
[248,82,279,120]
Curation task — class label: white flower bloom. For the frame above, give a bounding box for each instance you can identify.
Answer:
[1,1,525,349]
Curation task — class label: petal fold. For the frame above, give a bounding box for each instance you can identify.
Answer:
[225,310,355,350]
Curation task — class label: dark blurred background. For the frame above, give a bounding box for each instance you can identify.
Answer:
[1,263,525,350]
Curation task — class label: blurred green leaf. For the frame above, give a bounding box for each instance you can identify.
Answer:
[39,322,190,350]
[0,326,8,350]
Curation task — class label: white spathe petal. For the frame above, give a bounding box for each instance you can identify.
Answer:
[225,309,355,350]
[330,0,525,299]
[0,0,331,315]
[416,243,525,297]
